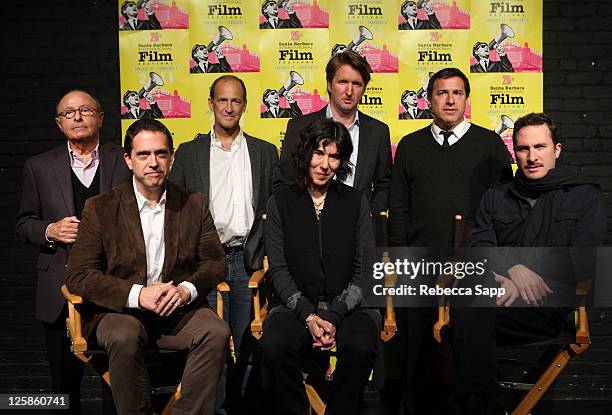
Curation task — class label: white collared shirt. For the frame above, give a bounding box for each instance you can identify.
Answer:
[479,59,490,71]
[126,178,197,308]
[130,107,140,119]
[269,105,279,118]
[209,127,254,246]
[127,17,137,30]
[269,17,278,28]
[326,105,360,187]
[431,118,471,147]
[198,61,209,73]
[67,141,99,187]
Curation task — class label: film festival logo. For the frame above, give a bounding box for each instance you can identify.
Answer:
[190,26,234,74]
[399,72,433,120]
[121,72,191,119]
[259,0,329,29]
[119,0,189,31]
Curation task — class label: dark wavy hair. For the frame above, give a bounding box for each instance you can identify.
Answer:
[291,118,353,186]
[124,118,174,156]
[512,112,560,147]
[427,67,470,99]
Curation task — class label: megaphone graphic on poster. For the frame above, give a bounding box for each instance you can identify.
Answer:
[138,72,164,98]
[207,26,233,52]
[347,26,373,51]
[417,72,434,98]
[495,115,515,135]
[488,24,515,49]
[278,71,304,97]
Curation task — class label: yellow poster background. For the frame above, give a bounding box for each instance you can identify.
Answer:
[119,0,543,156]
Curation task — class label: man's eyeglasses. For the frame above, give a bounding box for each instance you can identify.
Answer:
[56,106,100,119]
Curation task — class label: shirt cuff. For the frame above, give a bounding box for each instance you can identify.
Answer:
[127,284,144,308]
[179,281,198,304]
[45,223,53,243]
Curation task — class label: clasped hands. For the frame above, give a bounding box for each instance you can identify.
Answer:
[138,281,191,317]
[493,264,553,307]
[306,315,336,350]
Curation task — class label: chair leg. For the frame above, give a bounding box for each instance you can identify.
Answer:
[510,349,573,415]
[160,383,182,415]
[305,383,326,415]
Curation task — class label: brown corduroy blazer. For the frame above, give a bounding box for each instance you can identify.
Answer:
[66,180,227,339]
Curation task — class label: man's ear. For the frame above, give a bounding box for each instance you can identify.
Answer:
[55,117,64,133]
[124,153,133,171]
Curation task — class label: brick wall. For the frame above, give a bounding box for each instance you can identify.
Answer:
[1,0,610,411]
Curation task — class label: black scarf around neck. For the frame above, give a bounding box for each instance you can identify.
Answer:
[513,166,598,245]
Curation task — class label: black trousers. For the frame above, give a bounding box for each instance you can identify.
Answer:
[42,307,84,415]
[452,307,569,406]
[397,307,451,415]
[260,307,379,415]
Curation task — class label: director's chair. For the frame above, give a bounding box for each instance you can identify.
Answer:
[62,282,230,415]
[433,215,592,415]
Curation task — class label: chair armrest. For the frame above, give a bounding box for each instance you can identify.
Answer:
[60,284,89,358]
[380,250,397,342]
[249,269,268,340]
[217,282,230,292]
[61,285,83,304]
[433,305,450,344]
[248,269,266,289]
[215,282,230,318]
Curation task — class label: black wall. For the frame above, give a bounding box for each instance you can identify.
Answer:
[1,0,610,411]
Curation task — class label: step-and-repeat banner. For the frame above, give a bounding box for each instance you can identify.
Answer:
[118,0,542,157]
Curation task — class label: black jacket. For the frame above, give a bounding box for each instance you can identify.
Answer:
[470,181,606,293]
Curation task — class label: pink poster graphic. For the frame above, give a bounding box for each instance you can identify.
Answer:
[119,0,188,31]
[259,0,329,29]
[397,88,433,120]
[470,24,542,73]
[332,26,399,73]
[190,35,260,74]
[260,72,328,117]
[398,1,470,30]
[121,84,191,119]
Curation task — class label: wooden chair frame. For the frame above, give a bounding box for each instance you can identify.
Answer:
[61,282,230,415]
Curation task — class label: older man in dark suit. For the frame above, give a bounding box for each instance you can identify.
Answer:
[16,90,132,413]
[275,51,392,215]
[66,119,229,415]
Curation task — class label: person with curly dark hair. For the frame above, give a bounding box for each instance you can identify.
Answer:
[260,118,380,414]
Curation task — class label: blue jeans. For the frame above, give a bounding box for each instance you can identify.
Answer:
[207,250,252,414]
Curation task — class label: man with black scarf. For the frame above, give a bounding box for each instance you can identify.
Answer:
[452,113,606,415]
